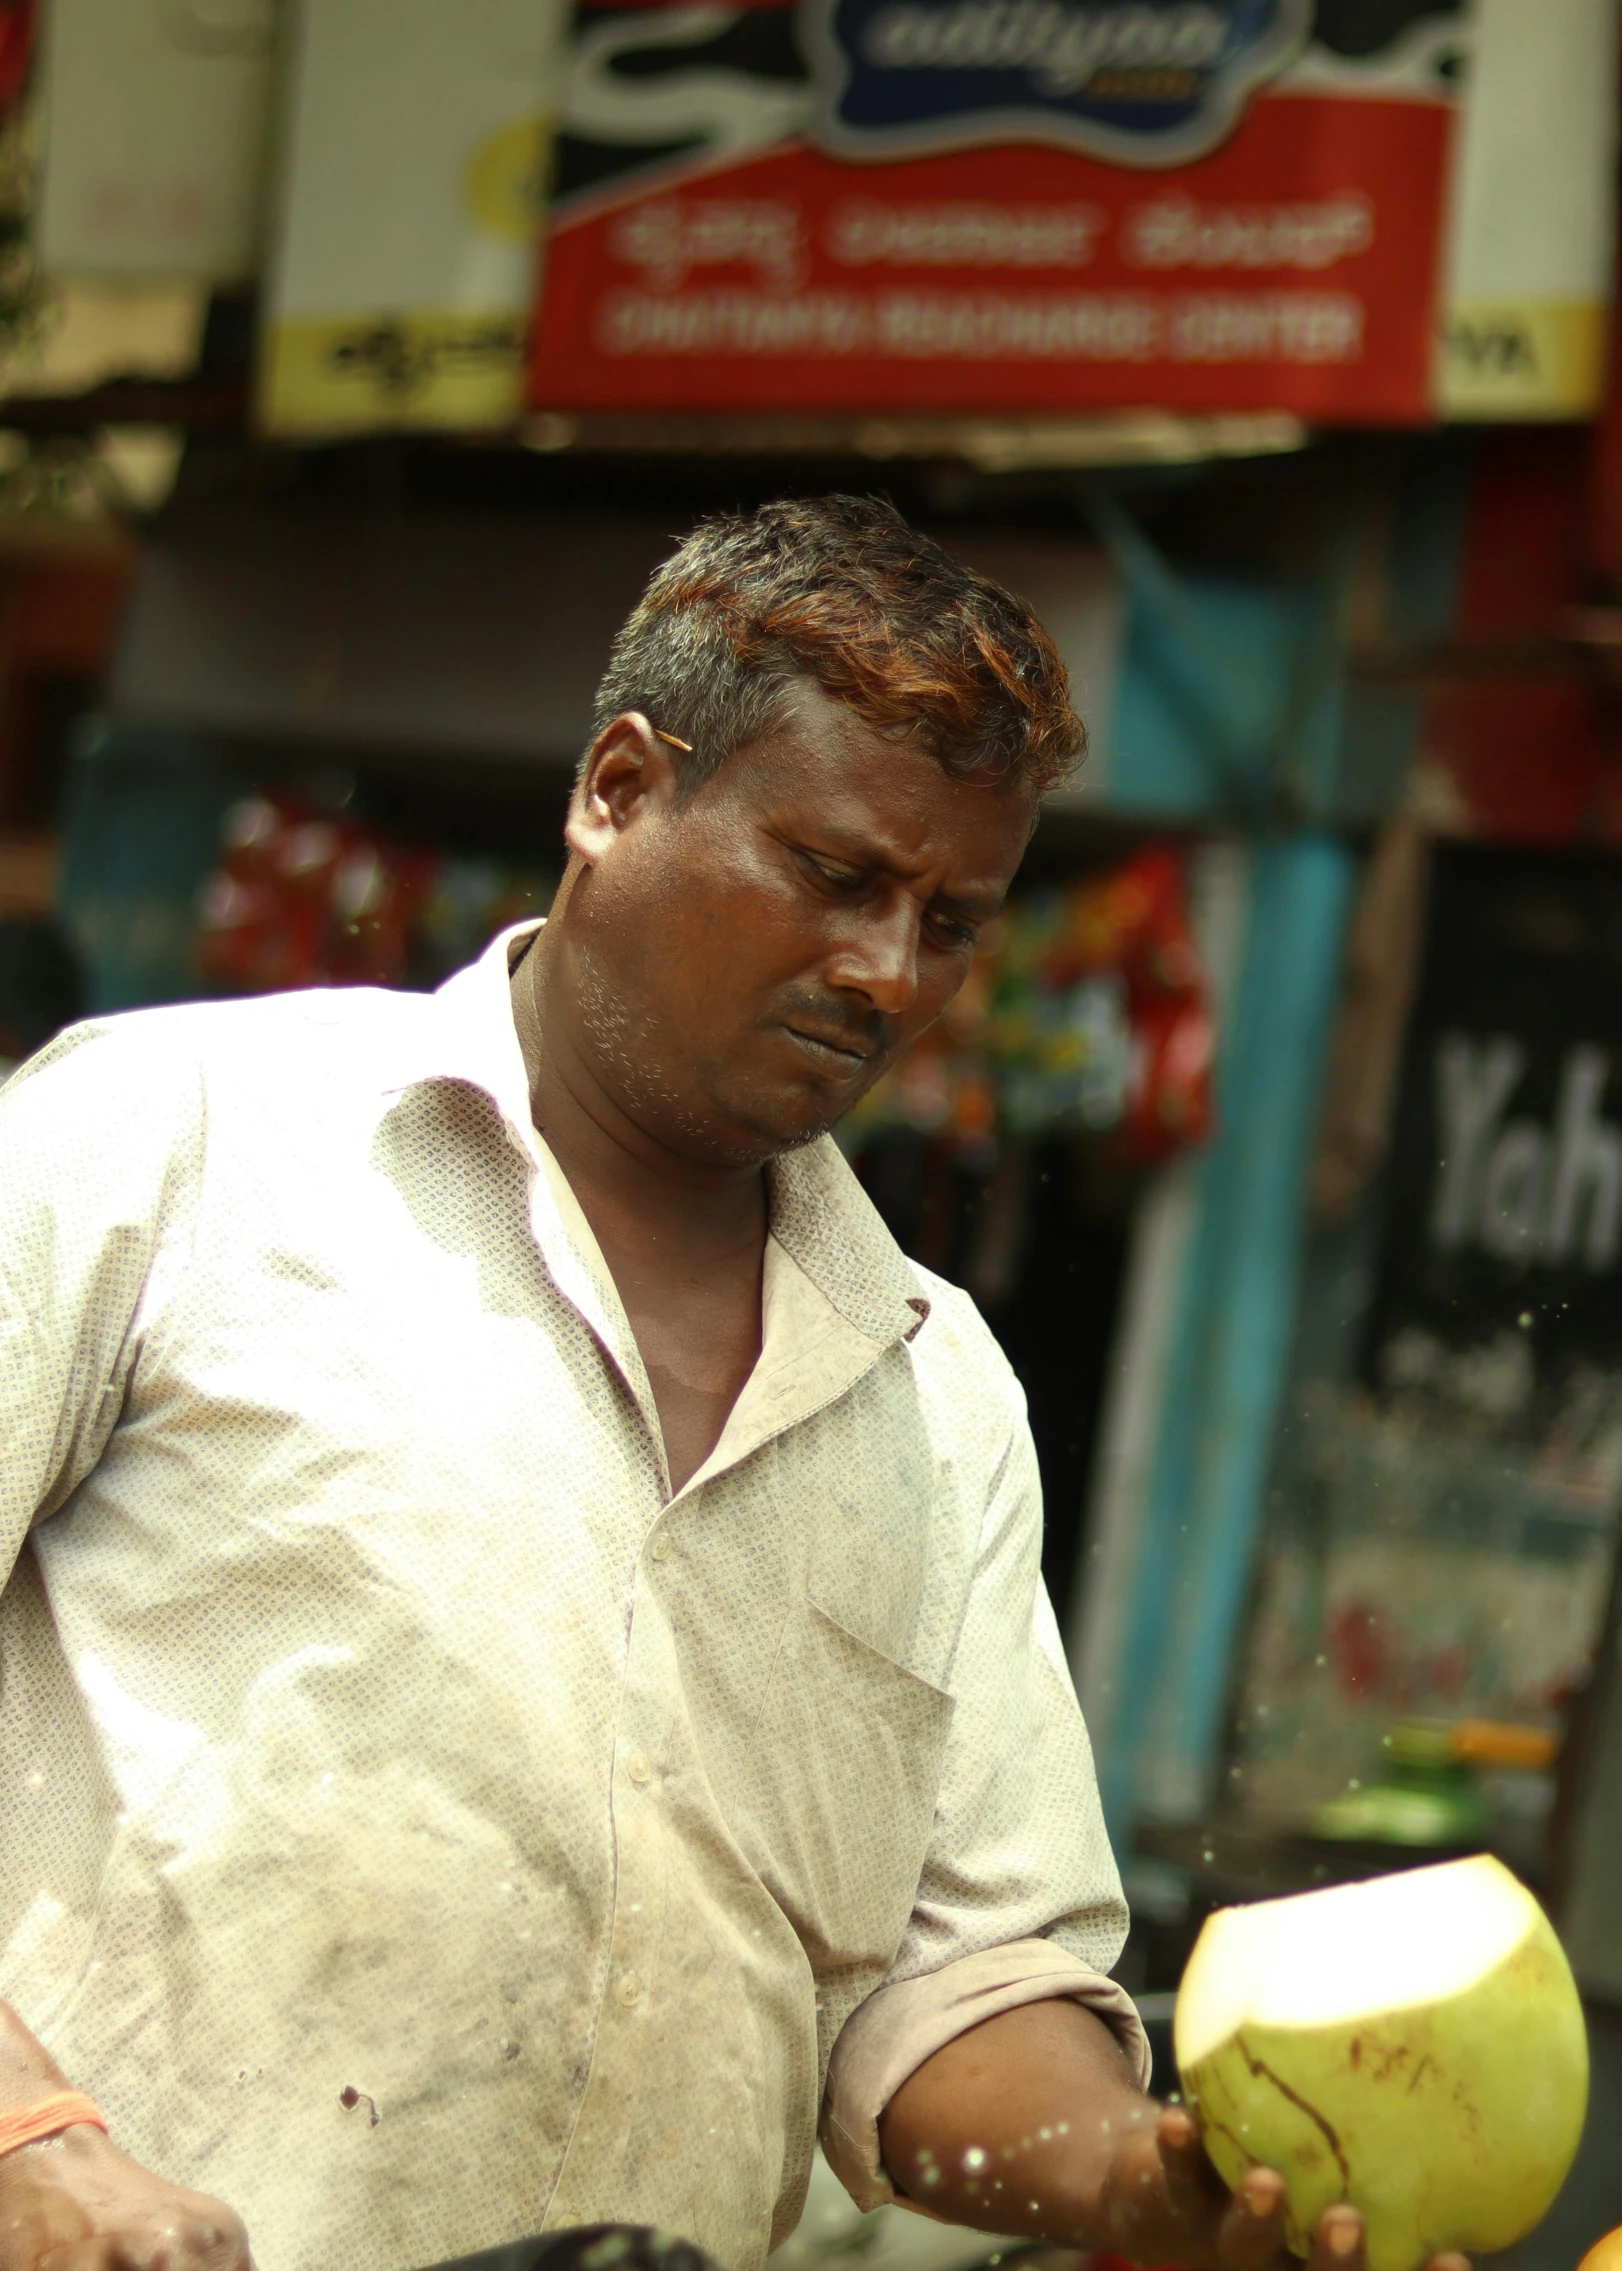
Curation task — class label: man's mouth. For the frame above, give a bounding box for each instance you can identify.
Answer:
[782,1024,878,1070]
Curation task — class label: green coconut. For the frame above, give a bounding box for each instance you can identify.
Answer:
[1174,1855,1588,2271]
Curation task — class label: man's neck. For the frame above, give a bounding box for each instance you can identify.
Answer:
[511,926,769,1495]
[510,925,768,1266]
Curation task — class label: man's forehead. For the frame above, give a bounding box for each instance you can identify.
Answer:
[735,682,1032,820]
[737,677,894,765]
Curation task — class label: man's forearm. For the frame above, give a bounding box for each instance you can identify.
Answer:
[0,1994,252,2268]
[878,1996,1472,2271]
[878,1997,1159,2245]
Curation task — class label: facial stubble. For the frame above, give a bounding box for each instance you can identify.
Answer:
[572,950,850,1167]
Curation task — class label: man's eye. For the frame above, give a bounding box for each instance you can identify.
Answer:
[802,853,864,892]
[929,912,979,949]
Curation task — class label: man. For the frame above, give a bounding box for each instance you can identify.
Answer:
[0,497,1458,2271]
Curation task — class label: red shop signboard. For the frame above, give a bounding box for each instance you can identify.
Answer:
[530,0,1463,423]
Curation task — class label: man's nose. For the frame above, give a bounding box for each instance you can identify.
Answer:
[826,901,921,1016]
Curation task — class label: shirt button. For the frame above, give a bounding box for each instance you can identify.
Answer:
[627,1753,653,1787]
[649,1533,672,1562]
[616,1971,641,2007]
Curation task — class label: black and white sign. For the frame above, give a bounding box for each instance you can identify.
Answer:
[1364,843,1622,1437]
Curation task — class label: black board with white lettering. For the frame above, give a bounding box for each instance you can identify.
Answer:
[1361,841,1622,1436]
[1222,842,1622,1850]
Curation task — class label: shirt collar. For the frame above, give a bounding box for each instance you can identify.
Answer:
[765,1142,929,1348]
[424,918,546,1159]
[409,918,930,1351]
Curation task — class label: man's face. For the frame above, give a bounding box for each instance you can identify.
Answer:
[556,682,1036,1165]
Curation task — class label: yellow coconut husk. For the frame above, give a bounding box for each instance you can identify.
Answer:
[1175,1854,1588,2271]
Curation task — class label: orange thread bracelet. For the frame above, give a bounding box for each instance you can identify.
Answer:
[0,2092,107,2157]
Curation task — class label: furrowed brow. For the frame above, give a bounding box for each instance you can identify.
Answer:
[790,822,1004,921]
[931,885,1004,923]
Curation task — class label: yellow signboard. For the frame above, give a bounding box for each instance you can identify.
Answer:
[259,0,566,437]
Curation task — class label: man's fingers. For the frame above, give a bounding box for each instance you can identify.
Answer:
[35,2212,252,2271]
[1098,2112,1206,2259]
[1153,2103,1225,2203]
[1213,2167,1289,2270]
[175,2199,252,2271]
[1306,2205,1367,2271]
[1153,2103,1285,2266]
[1145,2106,1292,2270]
[1155,2102,1200,2158]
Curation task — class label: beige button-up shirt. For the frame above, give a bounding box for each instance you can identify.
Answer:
[0,925,1145,2271]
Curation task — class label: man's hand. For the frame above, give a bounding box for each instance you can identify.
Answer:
[0,1996,250,2270]
[1093,2100,1468,2271]
[0,2123,250,2271]
[878,1998,1469,2271]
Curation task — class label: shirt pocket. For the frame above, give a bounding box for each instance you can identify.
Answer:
[731,1592,954,1976]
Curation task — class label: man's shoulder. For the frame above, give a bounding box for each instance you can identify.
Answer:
[14,984,436,1097]
[903,1257,1025,1418]
[779,1137,1025,1426]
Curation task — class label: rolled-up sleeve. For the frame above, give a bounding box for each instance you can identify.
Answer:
[821,1372,1150,2210]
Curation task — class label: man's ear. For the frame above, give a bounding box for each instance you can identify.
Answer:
[565,713,681,866]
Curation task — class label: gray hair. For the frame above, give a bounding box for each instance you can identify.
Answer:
[587,493,1083,797]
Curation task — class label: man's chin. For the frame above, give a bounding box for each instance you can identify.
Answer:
[697,1082,848,1165]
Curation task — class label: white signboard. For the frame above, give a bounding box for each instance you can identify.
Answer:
[1441,0,1620,419]
[37,0,276,283]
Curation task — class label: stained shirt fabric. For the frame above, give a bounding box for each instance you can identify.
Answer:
[0,923,1146,2271]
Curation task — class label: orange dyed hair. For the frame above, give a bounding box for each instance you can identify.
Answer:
[591,493,1084,798]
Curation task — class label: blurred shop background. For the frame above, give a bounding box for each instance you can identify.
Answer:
[4,0,1622,2264]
